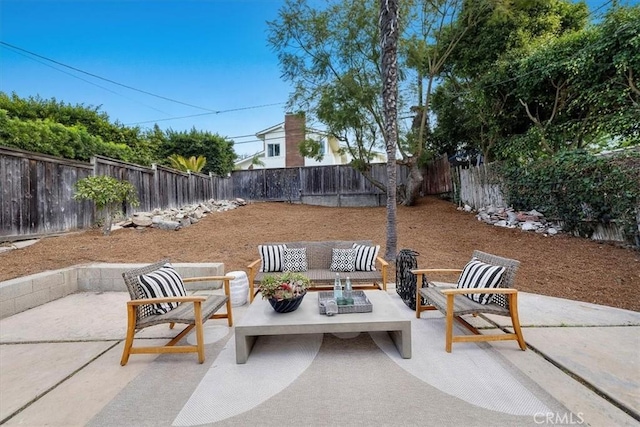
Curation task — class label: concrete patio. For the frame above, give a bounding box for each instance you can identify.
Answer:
[0,272,639,426]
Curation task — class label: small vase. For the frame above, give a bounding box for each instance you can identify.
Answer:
[268,292,306,313]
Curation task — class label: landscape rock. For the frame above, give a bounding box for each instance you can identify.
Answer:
[471,204,563,236]
[122,199,246,232]
[155,220,181,231]
[131,214,153,227]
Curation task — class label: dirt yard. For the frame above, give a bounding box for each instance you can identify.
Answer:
[2,196,639,312]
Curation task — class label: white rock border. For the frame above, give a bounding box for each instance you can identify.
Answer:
[458,204,562,236]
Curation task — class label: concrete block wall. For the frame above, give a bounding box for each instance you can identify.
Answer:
[0,262,225,319]
[0,268,78,319]
[77,262,225,291]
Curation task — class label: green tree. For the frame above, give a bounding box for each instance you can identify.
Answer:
[73,176,139,235]
[430,0,592,162]
[268,0,397,192]
[268,0,493,205]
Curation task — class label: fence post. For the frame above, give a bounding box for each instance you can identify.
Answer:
[151,164,160,208]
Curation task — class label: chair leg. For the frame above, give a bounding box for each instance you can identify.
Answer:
[445,294,454,353]
[509,293,527,350]
[121,305,137,366]
[225,299,233,326]
[194,302,205,363]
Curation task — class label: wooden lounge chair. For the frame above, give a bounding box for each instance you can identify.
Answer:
[120,259,234,365]
[412,250,526,353]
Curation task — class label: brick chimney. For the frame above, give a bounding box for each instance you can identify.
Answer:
[284,113,305,168]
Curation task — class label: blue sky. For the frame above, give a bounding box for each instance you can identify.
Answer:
[0,0,633,157]
[0,0,291,156]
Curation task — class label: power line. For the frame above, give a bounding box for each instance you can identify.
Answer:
[124,102,286,126]
[1,44,170,116]
[0,41,219,112]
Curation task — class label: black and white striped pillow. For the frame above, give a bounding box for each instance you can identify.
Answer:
[283,247,308,272]
[259,244,287,272]
[352,243,380,271]
[456,259,505,305]
[137,263,187,314]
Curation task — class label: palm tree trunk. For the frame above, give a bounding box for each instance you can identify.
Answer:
[380,0,399,262]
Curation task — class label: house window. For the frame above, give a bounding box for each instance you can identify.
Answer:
[268,143,280,157]
[318,138,326,156]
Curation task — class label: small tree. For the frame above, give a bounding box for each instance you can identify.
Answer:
[74,176,139,235]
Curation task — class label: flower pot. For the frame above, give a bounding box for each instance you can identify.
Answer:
[268,292,306,313]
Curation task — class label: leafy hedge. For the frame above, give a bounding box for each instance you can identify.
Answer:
[499,150,640,243]
[0,109,136,162]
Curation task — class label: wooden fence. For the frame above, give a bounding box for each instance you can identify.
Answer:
[1,148,94,239]
[452,163,505,209]
[1,147,217,240]
[0,146,453,240]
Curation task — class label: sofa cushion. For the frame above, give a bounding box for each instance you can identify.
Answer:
[259,244,287,272]
[254,269,382,286]
[353,243,380,271]
[137,263,186,315]
[456,259,505,305]
[283,247,308,272]
[330,248,356,272]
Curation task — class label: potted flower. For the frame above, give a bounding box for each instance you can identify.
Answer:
[260,272,311,313]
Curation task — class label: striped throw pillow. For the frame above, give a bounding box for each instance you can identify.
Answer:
[456,258,505,305]
[259,244,287,272]
[352,243,380,271]
[137,263,187,314]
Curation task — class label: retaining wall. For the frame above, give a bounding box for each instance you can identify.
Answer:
[0,262,225,319]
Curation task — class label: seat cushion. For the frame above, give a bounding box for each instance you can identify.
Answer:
[137,294,229,329]
[254,269,382,286]
[420,285,509,316]
[456,259,505,305]
[137,263,187,314]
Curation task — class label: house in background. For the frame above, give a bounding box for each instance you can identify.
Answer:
[234,113,385,170]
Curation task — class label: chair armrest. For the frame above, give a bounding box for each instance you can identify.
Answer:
[182,275,235,283]
[376,256,389,291]
[441,288,518,295]
[127,295,207,306]
[182,275,234,296]
[376,256,389,268]
[247,259,261,271]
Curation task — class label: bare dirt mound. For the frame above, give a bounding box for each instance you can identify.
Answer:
[2,197,638,311]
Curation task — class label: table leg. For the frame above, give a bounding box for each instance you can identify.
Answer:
[235,333,257,364]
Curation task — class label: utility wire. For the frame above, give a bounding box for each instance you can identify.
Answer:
[124,102,286,125]
[1,41,218,112]
[1,44,170,116]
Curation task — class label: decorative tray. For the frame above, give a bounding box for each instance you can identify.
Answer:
[318,291,373,314]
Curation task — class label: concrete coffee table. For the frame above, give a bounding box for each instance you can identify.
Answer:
[235,290,411,363]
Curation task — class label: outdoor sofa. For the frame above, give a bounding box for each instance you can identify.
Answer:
[247,240,388,302]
